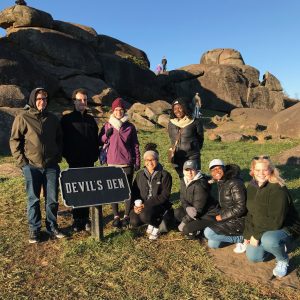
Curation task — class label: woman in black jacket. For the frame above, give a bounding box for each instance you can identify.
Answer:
[129,143,172,240]
[168,98,204,178]
[174,160,214,239]
[203,159,247,248]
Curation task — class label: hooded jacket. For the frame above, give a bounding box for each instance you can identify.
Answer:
[180,172,215,223]
[10,88,62,168]
[131,164,172,210]
[61,109,99,167]
[209,164,247,236]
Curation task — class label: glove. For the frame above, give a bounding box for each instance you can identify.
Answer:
[134,165,140,172]
[106,127,113,138]
[186,206,197,219]
[178,222,186,232]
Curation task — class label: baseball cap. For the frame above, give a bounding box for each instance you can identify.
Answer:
[183,160,198,171]
[209,159,225,170]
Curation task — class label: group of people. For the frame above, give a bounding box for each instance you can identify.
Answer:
[9,87,300,278]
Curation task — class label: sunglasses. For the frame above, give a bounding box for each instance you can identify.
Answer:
[253,156,269,160]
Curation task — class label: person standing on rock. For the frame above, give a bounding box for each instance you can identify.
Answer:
[99,97,140,228]
[168,97,204,178]
[161,56,167,72]
[192,92,202,119]
[240,156,300,278]
[61,88,99,232]
[10,87,65,243]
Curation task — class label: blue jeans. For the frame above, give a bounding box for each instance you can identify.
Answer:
[246,230,291,263]
[22,164,60,232]
[204,227,243,248]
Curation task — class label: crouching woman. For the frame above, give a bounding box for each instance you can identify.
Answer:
[243,156,300,278]
[129,143,172,240]
[174,160,214,239]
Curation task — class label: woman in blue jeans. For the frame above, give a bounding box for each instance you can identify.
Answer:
[241,156,300,278]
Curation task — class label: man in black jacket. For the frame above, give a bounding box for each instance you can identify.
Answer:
[61,88,99,232]
[203,159,247,248]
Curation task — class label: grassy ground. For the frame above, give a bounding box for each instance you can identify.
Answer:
[0,130,299,300]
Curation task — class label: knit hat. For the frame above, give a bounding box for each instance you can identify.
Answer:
[183,160,198,171]
[209,159,225,170]
[111,97,125,111]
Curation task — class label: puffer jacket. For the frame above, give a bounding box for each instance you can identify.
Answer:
[168,118,203,163]
[10,88,62,168]
[131,164,172,210]
[209,164,247,236]
[180,172,215,223]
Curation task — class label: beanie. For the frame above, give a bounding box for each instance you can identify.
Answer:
[111,97,125,111]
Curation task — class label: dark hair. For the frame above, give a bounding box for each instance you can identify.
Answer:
[72,88,88,100]
[170,97,192,119]
[144,143,159,154]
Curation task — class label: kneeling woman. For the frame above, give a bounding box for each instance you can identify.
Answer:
[174,160,214,239]
[243,156,300,278]
[129,143,172,240]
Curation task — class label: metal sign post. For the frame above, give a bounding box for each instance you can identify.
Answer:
[60,166,131,240]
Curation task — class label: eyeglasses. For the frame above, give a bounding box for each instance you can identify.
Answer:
[145,159,157,163]
[253,156,269,160]
[36,97,47,101]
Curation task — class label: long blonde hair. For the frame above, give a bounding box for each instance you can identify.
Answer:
[250,156,285,187]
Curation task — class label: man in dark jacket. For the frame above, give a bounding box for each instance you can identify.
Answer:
[203,159,247,248]
[61,88,99,232]
[10,87,64,243]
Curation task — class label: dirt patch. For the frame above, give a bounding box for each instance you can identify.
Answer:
[0,163,22,178]
[207,243,299,290]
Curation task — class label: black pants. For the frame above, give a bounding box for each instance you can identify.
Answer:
[111,166,134,217]
[69,162,94,224]
[174,206,215,236]
[129,204,166,228]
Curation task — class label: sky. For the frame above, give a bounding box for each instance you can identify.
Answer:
[0,0,299,98]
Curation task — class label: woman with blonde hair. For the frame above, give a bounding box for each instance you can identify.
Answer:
[239,155,300,278]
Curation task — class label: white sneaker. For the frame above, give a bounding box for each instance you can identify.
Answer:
[146,224,154,235]
[149,227,159,240]
[233,242,247,254]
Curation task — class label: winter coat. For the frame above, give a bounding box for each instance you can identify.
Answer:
[209,164,247,236]
[244,180,300,240]
[61,109,99,167]
[10,88,62,168]
[168,117,203,164]
[132,164,172,211]
[180,172,215,223]
[99,116,140,168]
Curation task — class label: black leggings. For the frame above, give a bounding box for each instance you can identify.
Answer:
[129,204,166,228]
[111,166,134,216]
[174,206,216,236]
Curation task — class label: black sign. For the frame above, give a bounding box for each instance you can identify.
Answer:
[60,166,131,208]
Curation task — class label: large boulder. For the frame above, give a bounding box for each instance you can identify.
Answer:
[267,102,300,138]
[0,107,20,155]
[0,39,58,97]
[0,5,53,30]
[0,85,28,107]
[97,35,150,68]
[146,100,171,114]
[99,54,162,101]
[200,48,245,66]
[53,20,98,45]
[60,75,109,102]
[261,71,282,91]
[7,27,102,74]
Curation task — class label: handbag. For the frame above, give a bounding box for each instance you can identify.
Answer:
[168,129,181,163]
[99,141,109,165]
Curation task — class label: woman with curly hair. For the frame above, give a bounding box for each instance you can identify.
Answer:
[168,98,204,178]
